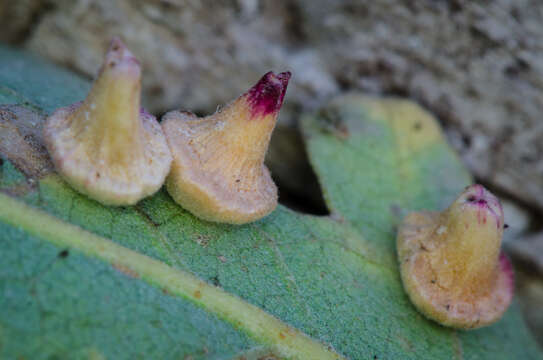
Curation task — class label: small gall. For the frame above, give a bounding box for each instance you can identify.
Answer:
[43,38,172,205]
[162,71,291,224]
[397,184,513,329]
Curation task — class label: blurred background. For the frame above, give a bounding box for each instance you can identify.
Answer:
[1,0,542,346]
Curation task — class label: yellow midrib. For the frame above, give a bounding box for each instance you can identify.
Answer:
[0,192,344,360]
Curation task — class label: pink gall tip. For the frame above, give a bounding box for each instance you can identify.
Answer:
[104,37,141,78]
[463,184,504,228]
[246,71,291,118]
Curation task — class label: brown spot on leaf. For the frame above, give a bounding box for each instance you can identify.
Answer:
[317,107,350,139]
[195,234,209,247]
[112,263,139,278]
[58,249,69,258]
[194,290,202,299]
[0,105,53,179]
[278,332,286,339]
[210,275,221,287]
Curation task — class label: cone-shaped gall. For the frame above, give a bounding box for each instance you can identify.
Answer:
[43,38,172,205]
[162,71,291,224]
[397,184,513,329]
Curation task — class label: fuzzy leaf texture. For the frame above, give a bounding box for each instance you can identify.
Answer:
[0,46,541,360]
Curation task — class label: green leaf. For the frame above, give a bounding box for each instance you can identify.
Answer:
[301,94,473,264]
[0,45,541,360]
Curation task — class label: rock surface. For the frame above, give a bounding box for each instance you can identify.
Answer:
[509,232,543,275]
[1,0,543,214]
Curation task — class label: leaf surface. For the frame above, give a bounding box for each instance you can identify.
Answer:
[0,45,541,360]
